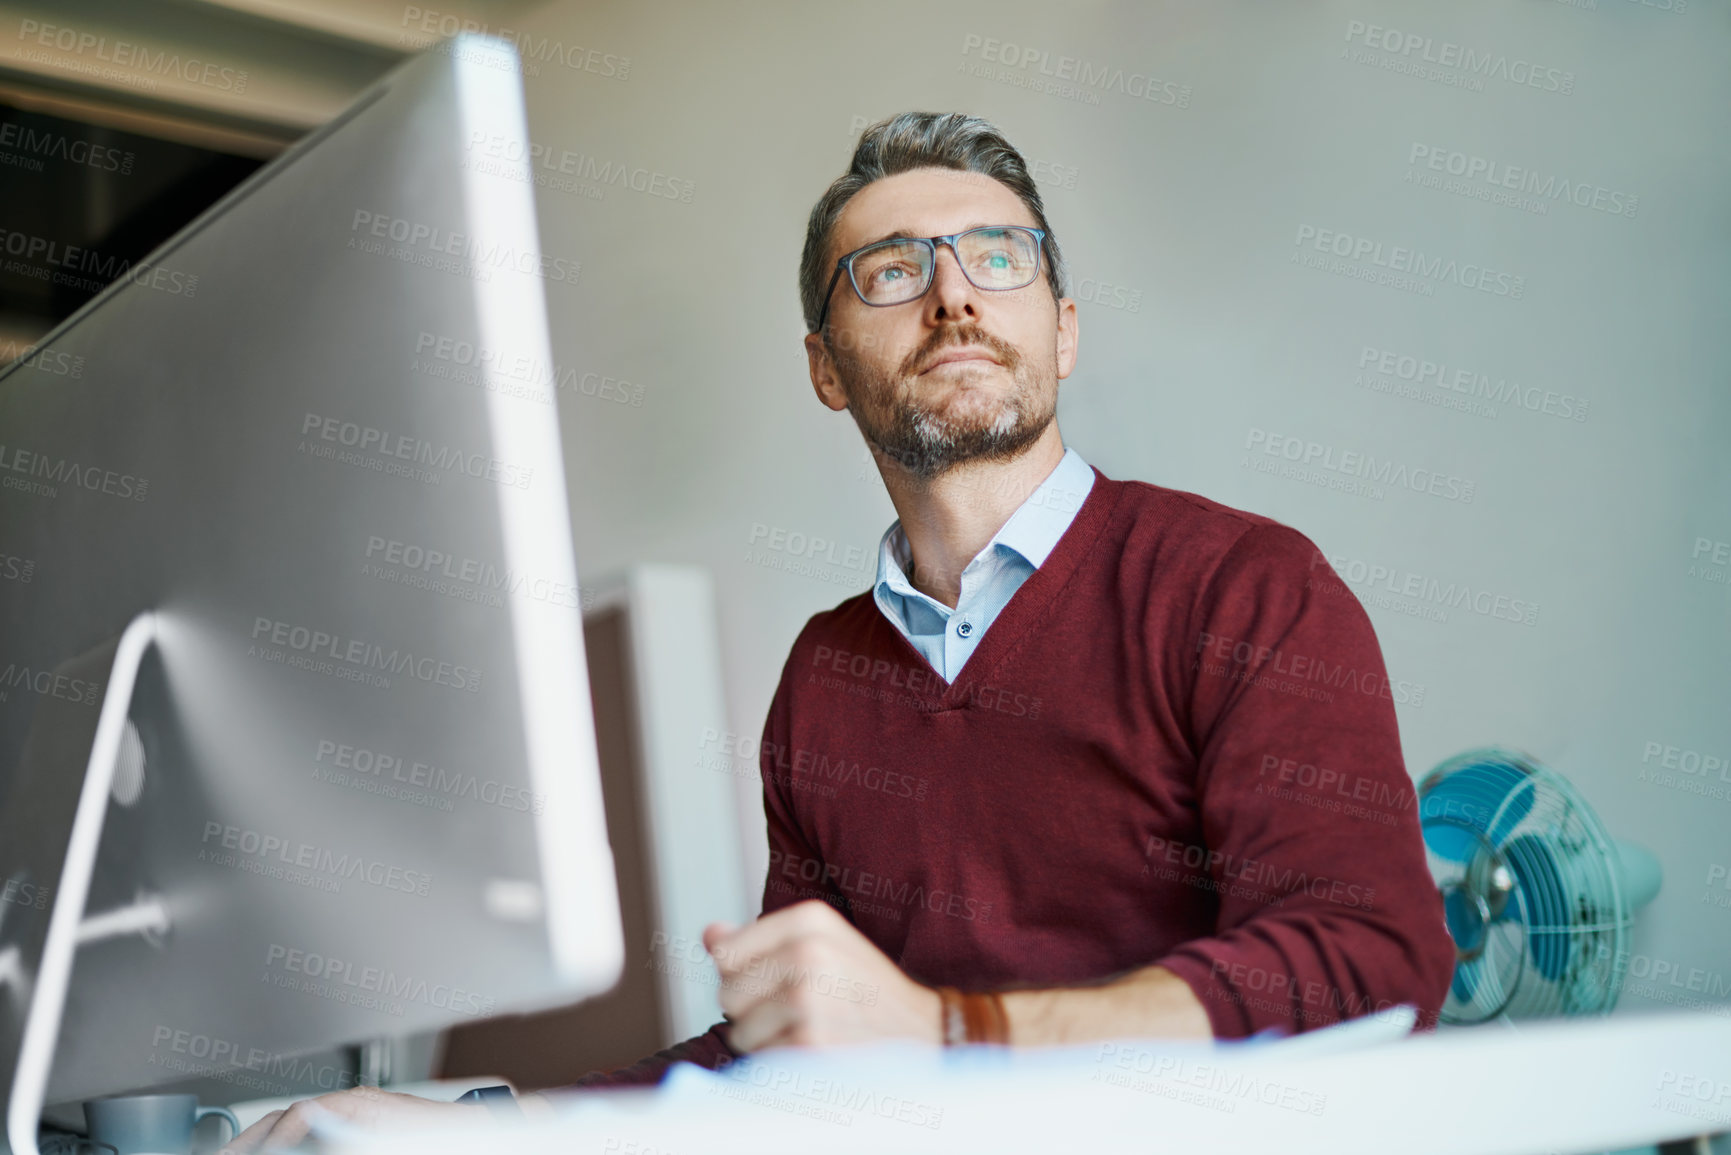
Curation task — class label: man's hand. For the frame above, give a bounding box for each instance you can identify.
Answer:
[216,1086,488,1153]
[704,899,941,1052]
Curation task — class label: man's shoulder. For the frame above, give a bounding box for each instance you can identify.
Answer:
[1100,473,1323,571]
[806,586,879,630]
[779,589,888,670]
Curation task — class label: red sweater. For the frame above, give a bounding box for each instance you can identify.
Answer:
[572,467,1456,1087]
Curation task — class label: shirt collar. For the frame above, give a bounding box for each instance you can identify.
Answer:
[873,446,1095,602]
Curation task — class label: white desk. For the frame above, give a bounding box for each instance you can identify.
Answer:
[327,1008,1731,1155]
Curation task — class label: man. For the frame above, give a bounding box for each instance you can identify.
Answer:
[220,110,1455,1150]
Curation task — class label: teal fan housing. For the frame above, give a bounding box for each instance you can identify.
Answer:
[1418,748,1663,1024]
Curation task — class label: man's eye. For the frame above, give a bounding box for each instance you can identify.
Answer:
[868,263,915,285]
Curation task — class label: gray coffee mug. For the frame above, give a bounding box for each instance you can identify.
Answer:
[84,1093,241,1155]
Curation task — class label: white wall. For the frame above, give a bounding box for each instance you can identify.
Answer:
[502,0,1731,1019]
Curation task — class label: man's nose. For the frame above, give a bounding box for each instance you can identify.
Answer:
[925,242,980,318]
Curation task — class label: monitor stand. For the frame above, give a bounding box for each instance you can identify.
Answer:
[1,614,168,1155]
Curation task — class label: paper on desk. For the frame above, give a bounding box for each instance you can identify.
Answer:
[654,1003,1419,1101]
[1239,1002,1418,1059]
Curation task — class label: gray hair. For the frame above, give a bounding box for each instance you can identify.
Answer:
[798,111,1068,334]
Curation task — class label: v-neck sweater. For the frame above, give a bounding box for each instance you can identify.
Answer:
[571,465,1456,1087]
[870,445,1094,681]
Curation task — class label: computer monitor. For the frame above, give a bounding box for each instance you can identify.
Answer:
[0,34,622,1153]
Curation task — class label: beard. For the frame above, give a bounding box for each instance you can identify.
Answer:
[828,322,1058,484]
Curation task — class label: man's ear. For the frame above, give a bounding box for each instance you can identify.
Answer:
[806,330,850,411]
[1054,294,1079,381]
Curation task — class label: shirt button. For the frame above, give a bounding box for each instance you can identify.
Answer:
[956,620,974,638]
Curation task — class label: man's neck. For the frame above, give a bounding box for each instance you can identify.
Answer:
[871,423,1067,610]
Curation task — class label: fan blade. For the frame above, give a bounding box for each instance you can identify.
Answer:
[1421,757,1534,861]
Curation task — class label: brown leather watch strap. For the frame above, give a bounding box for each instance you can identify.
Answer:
[936,986,1010,1045]
[962,989,1010,1044]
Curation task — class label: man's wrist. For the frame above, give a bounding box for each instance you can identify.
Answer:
[920,983,946,1045]
[999,964,1212,1045]
[999,987,1055,1045]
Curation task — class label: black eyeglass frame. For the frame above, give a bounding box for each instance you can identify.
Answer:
[813,225,1049,332]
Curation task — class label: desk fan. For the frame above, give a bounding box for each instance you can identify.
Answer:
[1418,747,1663,1024]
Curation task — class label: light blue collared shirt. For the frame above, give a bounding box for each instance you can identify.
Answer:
[871,447,1095,682]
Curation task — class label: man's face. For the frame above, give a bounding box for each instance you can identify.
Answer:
[806,167,1078,483]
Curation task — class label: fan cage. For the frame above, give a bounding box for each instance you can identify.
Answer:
[1418,748,1631,1025]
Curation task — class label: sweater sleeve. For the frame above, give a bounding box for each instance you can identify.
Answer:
[566,635,842,1089]
[1151,522,1457,1039]
[562,1023,734,1089]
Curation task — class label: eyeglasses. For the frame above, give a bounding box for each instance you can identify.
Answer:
[815,225,1048,331]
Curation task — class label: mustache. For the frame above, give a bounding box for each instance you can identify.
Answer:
[897,324,1021,378]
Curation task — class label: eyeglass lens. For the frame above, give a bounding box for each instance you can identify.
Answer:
[850,228,1040,305]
